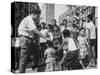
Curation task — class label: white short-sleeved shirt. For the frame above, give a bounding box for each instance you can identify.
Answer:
[67,38,77,51]
[86,21,96,39]
[40,29,48,43]
[60,26,65,32]
[18,15,36,38]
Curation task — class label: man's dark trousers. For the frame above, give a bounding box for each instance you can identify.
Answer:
[19,36,39,73]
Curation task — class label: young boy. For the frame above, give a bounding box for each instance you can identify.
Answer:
[60,29,78,70]
[77,28,89,68]
[44,42,56,72]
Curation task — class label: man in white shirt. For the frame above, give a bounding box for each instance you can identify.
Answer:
[18,4,49,73]
[86,15,97,66]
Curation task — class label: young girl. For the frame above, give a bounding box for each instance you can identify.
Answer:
[44,42,56,72]
[60,29,78,70]
[77,28,89,68]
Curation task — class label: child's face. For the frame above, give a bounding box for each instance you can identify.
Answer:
[63,20,67,25]
[80,29,85,36]
[52,20,56,25]
[41,24,44,28]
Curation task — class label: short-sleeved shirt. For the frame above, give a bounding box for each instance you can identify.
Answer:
[60,26,65,32]
[18,15,36,38]
[40,29,48,43]
[85,21,96,39]
[62,38,77,52]
[67,38,77,51]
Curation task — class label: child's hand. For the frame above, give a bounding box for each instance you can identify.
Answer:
[47,38,52,41]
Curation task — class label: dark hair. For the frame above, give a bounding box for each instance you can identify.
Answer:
[47,41,53,47]
[63,19,67,23]
[79,27,85,31]
[30,3,41,15]
[60,23,64,26]
[48,24,54,31]
[41,22,46,27]
[52,19,57,23]
[63,29,70,38]
[87,14,93,21]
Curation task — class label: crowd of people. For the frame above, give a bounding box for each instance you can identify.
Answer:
[37,16,97,71]
[11,3,97,73]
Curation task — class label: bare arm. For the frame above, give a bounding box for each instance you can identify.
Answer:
[33,28,48,40]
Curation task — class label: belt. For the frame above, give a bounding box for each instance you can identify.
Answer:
[19,35,33,40]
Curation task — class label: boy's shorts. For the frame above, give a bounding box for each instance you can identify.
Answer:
[60,50,78,66]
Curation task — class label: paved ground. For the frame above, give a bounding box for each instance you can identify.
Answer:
[15,65,97,73]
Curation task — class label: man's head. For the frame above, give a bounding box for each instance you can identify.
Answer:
[40,22,46,28]
[63,19,67,25]
[79,28,86,36]
[87,14,93,22]
[63,29,70,38]
[30,3,41,20]
[52,19,57,25]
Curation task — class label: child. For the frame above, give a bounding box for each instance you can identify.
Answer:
[44,42,56,72]
[47,24,54,41]
[77,28,89,68]
[60,29,78,70]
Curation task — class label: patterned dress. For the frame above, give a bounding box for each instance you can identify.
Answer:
[77,36,88,59]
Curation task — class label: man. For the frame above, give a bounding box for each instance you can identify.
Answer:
[86,15,97,66]
[63,19,68,28]
[18,3,49,73]
[52,19,60,31]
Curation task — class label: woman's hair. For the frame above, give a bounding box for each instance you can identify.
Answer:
[63,29,70,38]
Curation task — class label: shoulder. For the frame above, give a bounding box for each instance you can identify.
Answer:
[77,36,81,40]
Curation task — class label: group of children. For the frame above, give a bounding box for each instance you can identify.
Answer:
[38,17,96,72]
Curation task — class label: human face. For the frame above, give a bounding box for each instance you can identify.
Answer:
[52,20,56,25]
[32,14,40,21]
[63,20,67,25]
[41,24,44,28]
[80,29,85,36]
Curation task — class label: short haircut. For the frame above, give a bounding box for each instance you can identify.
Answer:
[52,19,57,23]
[87,14,93,21]
[63,29,70,38]
[79,27,85,31]
[47,24,54,31]
[60,23,64,26]
[30,3,41,15]
[47,41,53,47]
[63,19,67,23]
[41,22,46,26]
